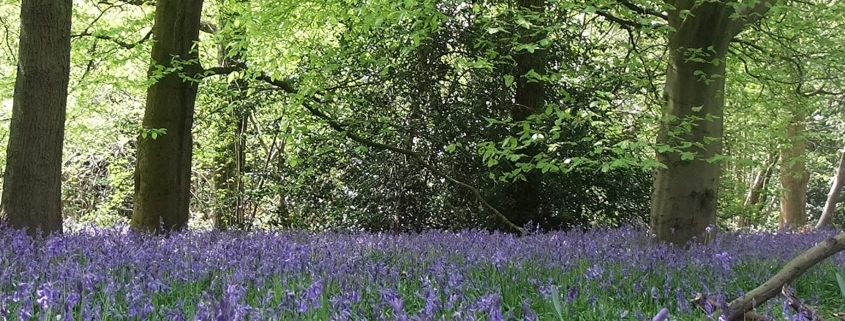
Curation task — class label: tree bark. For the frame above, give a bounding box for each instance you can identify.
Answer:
[131,0,204,233]
[1,0,72,236]
[816,144,845,229]
[651,2,732,245]
[779,111,809,230]
[650,0,773,245]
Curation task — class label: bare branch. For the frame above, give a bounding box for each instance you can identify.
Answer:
[617,0,667,20]
[71,28,153,50]
[200,21,218,34]
[724,232,845,320]
[97,0,154,5]
[0,16,16,62]
[781,284,826,321]
[594,11,641,29]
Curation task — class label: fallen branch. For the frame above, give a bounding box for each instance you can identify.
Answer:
[690,293,767,321]
[723,232,845,320]
[782,284,825,321]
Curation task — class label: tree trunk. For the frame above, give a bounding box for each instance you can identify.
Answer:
[650,0,766,246]
[213,1,249,230]
[779,111,809,230]
[0,0,72,236]
[503,0,547,229]
[131,0,204,233]
[212,110,247,230]
[651,7,728,245]
[739,153,777,228]
[816,144,845,229]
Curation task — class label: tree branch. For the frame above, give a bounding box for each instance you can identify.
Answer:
[198,65,525,234]
[200,21,218,34]
[297,99,524,234]
[726,0,777,37]
[97,0,154,6]
[617,0,667,20]
[594,11,640,29]
[723,232,845,320]
[71,28,153,50]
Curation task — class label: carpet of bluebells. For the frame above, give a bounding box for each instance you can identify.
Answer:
[0,223,844,321]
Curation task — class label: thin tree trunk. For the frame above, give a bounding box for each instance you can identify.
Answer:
[779,111,809,230]
[816,144,845,229]
[739,153,777,228]
[1,0,72,236]
[131,0,204,233]
[212,0,249,230]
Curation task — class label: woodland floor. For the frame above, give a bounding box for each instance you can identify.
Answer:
[0,224,843,320]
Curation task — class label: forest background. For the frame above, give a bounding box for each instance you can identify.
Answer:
[1,0,845,242]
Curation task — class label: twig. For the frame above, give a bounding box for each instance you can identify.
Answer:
[782,284,826,321]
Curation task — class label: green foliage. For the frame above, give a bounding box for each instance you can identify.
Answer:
[140,127,167,139]
[1,0,844,233]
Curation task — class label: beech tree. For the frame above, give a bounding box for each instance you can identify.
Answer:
[778,108,809,229]
[1,0,72,236]
[130,0,204,233]
[650,0,774,245]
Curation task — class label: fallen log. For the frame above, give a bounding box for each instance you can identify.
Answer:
[720,232,845,320]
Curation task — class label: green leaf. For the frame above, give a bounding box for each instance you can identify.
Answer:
[516,44,539,53]
[550,286,565,321]
[487,27,505,34]
[680,152,695,161]
[504,74,514,87]
[227,71,240,83]
[836,272,845,299]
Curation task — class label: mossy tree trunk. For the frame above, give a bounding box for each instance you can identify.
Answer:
[131,0,204,233]
[1,0,72,236]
